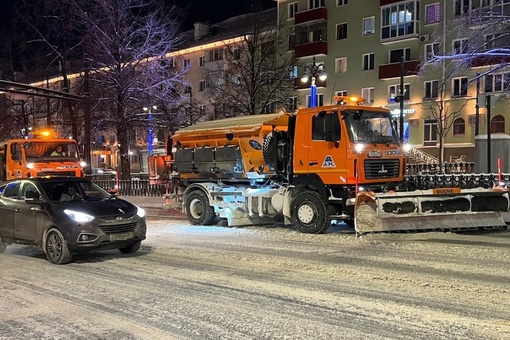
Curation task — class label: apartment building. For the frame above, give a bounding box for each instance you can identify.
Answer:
[276,0,510,163]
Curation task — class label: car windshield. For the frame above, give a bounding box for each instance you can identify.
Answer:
[24,141,80,162]
[343,109,400,144]
[40,180,112,202]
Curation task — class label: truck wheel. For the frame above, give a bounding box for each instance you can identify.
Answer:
[44,228,73,265]
[0,235,6,253]
[119,240,141,254]
[262,132,276,170]
[186,190,217,225]
[291,190,329,234]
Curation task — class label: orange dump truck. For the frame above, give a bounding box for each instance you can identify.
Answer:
[0,129,85,180]
[172,97,509,234]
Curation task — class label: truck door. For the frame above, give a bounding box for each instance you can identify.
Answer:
[294,110,346,183]
[0,181,21,239]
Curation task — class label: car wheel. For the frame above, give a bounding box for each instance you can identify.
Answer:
[0,235,6,253]
[119,240,141,254]
[291,190,329,234]
[185,190,217,225]
[44,228,73,265]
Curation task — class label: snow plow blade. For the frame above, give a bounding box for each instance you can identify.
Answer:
[355,188,509,234]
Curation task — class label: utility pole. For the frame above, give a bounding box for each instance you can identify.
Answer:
[475,74,480,136]
[83,68,91,172]
[487,95,491,173]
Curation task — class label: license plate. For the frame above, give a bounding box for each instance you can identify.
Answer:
[110,232,134,241]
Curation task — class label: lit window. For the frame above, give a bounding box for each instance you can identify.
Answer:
[363,17,375,35]
[381,1,419,40]
[361,87,374,103]
[425,3,441,24]
[335,57,347,74]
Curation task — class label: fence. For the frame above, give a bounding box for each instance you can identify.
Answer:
[87,163,510,197]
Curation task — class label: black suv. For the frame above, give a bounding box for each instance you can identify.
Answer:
[0,177,147,264]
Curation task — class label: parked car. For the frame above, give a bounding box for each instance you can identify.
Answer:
[0,177,147,264]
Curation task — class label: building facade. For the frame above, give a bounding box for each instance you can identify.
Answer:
[276,0,510,163]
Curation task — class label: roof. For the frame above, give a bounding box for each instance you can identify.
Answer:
[176,8,277,50]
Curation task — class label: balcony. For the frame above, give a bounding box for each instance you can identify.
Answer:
[295,8,327,25]
[468,55,510,68]
[378,60,420,79]
[295,41,328,58]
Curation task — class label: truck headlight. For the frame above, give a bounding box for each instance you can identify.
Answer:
[27,163,35,169]
[355,143,365,153]
[80,161,87,167]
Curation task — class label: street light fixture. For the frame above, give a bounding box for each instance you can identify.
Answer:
[143,105,158,156]
[301,56,327,108]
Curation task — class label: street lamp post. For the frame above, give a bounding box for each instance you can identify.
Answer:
[143,105,157,156]
[301,56,327,108]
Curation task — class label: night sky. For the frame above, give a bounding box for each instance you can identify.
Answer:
[0,0,277,31]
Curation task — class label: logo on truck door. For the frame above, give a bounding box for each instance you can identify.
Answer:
[322,155,336,168]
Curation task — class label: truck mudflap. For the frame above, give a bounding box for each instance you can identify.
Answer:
[354,188,510,234]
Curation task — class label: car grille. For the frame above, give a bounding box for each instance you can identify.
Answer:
[99,222,137,233]
[364,159,400,179]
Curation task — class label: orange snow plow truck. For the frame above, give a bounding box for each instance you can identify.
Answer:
[0,129,85,180]
[172,97,509,234]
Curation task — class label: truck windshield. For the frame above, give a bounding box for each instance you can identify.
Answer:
[343,110,400,144]
[23,141,80,162]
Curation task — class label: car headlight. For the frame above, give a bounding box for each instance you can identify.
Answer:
[136,206,146,218]
[64,209,95,223]
[80,161,87,167]
[27,163,35,169]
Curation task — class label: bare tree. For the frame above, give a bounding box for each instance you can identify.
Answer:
[203,6,296,117]
[79,0,187,179]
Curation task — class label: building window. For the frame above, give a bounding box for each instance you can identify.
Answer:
[485,73,510,92]
[362,87,375,103]
[209,48,223,62]
[184,86,192,94]
[362,53,375,70]
[199,56,205,67]
[233,49,241,60]
[424,120,438,146]
[295,21,327,46]
[454,0,469,17]
[183,59,191,68]
[484,33,507,50]
[309,0,325,10]
[336,23,347,40]
[307,93,324,107]
[389,48,411,63]
[199,105,206,115]
[453,77,468,96]
[335,90,348,97]
[425,3,441,24]
[424,80,439,98]
[199,80,207,92]
[363,17,375,35]
[289,97,298,111]
[425,43,439,61]
[289,66,298,79]
[453,118,465,135]
[388,84,410,102]
[491,115,505,133]
[337,0,348,6]
[381,1,419,40]
[335,57,347,74]
[288,2,298,19]
[453,39,468,54]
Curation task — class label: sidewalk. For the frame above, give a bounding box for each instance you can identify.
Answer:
[121,195,186,219]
